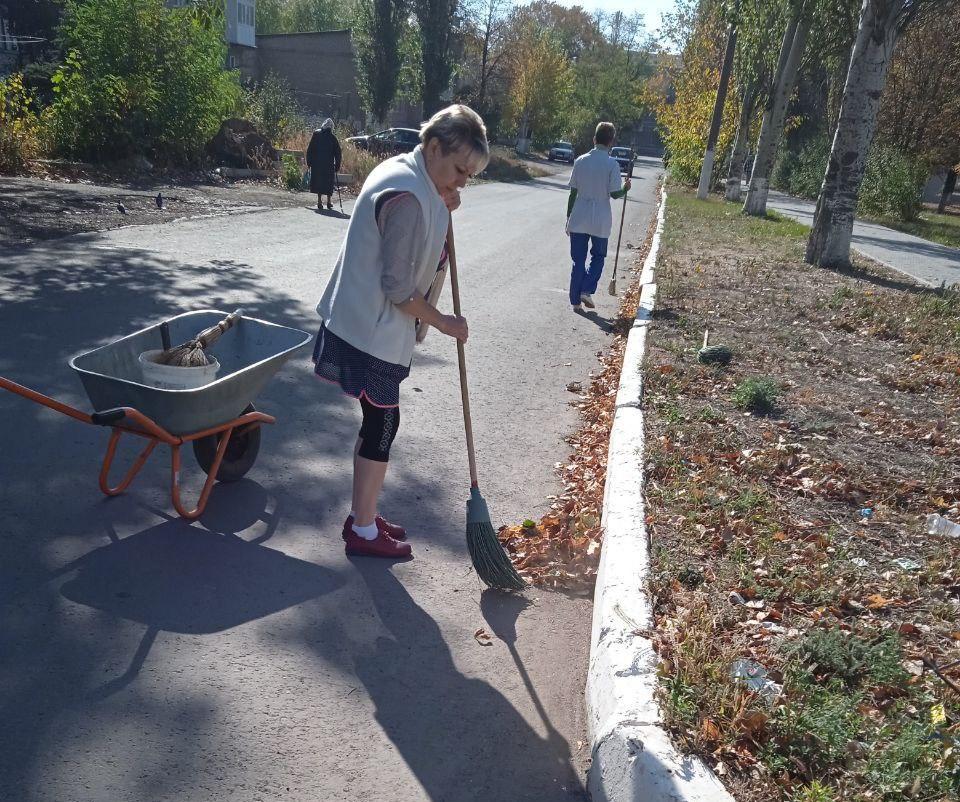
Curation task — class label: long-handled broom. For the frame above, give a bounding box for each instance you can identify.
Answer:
[446,221,526,591]
[607,189,629,296]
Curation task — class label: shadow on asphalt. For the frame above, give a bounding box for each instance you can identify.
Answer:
[300,565,588,801]
[312,207,351,220]
[823,258,950,294]
[61,518,343,636]
[575,308,615,332]
[852,231,960,265]
[0,232,567,798]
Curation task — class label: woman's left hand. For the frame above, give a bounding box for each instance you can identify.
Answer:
[443,189,461,212]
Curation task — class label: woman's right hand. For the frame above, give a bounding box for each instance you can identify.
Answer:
[439,314,469,342]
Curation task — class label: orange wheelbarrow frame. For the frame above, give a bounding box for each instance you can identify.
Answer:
[0,376,275,520]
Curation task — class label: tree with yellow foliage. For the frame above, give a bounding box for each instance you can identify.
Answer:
[506,26,574,153]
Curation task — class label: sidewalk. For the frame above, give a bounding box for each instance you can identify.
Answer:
[765,190,960,288]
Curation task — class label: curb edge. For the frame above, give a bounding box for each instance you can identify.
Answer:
[585,188,736,802]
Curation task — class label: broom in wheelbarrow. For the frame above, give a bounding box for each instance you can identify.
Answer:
[446,220,526,591]
[153,310,243,367]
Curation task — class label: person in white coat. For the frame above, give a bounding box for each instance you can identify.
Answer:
[313,105,489,559]
[565,121,631,311]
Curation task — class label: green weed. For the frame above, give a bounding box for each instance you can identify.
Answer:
[732,377,780,415]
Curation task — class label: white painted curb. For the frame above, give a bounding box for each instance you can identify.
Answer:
[585,190,736,802]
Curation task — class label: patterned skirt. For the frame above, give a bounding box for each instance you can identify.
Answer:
[312,324,409,408]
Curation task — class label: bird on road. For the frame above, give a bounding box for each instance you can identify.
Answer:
[117,202,127,215]
[155,192,163,210]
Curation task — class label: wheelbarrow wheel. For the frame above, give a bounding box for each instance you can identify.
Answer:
[192,404,261,483]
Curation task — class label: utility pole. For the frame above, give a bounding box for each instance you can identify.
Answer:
[697,0,739,200]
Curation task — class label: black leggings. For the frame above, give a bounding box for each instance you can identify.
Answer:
[358,396,400,463]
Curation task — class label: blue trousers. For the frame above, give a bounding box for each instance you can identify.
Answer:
[569,232,608,306]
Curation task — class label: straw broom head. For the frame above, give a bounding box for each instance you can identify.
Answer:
[155,310,243,367]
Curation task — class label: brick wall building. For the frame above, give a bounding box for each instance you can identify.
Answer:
[255,31,363,122]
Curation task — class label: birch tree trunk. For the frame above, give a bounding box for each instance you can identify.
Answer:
[743,12,809,216]
[805,0,903,267]
[725,85,757,202]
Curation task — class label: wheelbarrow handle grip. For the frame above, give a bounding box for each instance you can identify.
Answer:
[91,408,127,426]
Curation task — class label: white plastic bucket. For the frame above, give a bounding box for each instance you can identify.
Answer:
[139,350,220,390]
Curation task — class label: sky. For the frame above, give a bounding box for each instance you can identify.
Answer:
[553,0,677,38]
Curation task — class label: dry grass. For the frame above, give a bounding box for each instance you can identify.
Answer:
[279,125,381,189]
[645,187,960,801]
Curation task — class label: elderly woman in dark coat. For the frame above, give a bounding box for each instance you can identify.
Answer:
[306,118,342,210]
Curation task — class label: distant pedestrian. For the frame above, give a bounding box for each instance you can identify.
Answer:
[313,104,489,558]
[307,118,342,210]
[565,121,631,311]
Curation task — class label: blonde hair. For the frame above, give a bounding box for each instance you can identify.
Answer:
[420,104,490,170]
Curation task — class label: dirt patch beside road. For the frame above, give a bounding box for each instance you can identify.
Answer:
[0,171,312,248]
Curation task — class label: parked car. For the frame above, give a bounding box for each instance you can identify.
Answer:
[611,146,635,176]
[346,127,421,157]
[547,141,575,163]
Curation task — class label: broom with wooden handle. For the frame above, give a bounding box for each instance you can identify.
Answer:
[154,310,243,367]
[607,190,628,296]
[446,221,526,591]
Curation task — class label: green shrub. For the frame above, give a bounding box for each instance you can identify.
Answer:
[858,144,928,222]
[282,153,304,190]
[0,73,46,172]
[732,377,779,414]
[242,72,305,147]
[771,683,864,771]
[338,135,381,188]
[790,781,837,802]
[866,720,958,799]
[776,135,831,200]
[782,627,907,688]
[50,0,241,164]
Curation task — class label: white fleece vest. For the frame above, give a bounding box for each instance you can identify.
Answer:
[316,146,449,366]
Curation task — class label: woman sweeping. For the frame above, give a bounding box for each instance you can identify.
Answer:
[306,118,342,210]
[313,104,490,558]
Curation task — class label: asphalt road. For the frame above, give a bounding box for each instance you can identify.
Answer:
[766,190,960,288]
[0,157,662,802]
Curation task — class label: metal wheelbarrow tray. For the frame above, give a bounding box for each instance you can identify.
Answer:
[0,310,312,520]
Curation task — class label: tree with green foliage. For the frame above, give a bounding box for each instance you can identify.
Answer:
[50,0,240,163]
[0,73,46,173]
[874,3,960,213]
[648,0,739,185]
[806,0,952,267]
[724,0,782,200]
[414,0,458,114]
[243,71,306,145]
[256,0,355,33]
[353,0,406,124]
[743,0,811,216]
[569,41,649,152]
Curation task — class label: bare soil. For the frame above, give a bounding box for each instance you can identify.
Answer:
[0,165,312,248]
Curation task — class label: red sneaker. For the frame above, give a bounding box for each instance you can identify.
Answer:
[342,518,412,558]
[342,515,408,541]
[375,515,407,541]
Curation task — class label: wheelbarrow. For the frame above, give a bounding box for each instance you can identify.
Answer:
[0,310,312,520]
